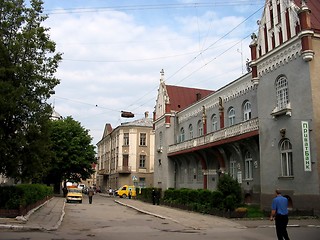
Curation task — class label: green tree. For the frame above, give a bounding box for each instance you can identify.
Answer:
[217,174,242,210]
[46,117,96,192]
[0,0,62,182]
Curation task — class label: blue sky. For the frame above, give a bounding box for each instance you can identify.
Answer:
[40,0,266,145]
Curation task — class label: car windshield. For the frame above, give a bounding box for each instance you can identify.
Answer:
[68,188,82,193]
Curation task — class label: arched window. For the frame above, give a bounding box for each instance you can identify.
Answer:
[228,107,236,126]
[280,139,293,176]
[276,76,289,110]
[244,151,253,180]
[243,101,252,121]
[188,124,193,139]
[180,127,185,142]
[197,120,203,136]
[211,114,218,132]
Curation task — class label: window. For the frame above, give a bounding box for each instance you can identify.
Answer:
[188,124,193,139]
[228,107,236,126]
[229,157,236,180]
[276,76,289,110]
[159,131,162,147]
[244,151,253,180]
[123,133,129,146]
[180,127,185,142]
[211,114,218,132]
[197,120,203,136]
[243,101,252,121]
[139,155,146,168]
[140,133,146,146]
[139,177,146,188]
[280,139,293,177]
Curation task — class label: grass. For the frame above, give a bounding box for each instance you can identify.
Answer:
[243,205,266,218]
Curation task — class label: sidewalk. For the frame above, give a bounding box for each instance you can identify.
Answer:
[0,196,65,231]
[112,196,320,230]
[0,194,319,231]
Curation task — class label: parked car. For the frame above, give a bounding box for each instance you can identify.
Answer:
[116,185,136,198]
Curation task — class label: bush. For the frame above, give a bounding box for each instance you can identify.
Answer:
[162,179,242,215]
[217,174,242,210]
[210,191,224,210]
[0,184,53,209]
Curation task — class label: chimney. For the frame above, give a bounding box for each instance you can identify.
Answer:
[196,93,201,101]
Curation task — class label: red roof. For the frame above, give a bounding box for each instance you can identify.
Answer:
[295,0,320,33]
[166,85,214,112]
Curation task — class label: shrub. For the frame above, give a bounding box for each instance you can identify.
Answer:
[217,174,242,208]
[0,184,53,209]
[210,191,224,210]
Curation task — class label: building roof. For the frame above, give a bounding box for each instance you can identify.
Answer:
[166,85,214,112]
[295,0,320,33]
[121,117,153,127]
[51,109,62,120]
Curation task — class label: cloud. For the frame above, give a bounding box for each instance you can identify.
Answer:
[44,3,263,145]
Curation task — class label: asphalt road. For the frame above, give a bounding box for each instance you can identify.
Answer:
[0,194,319,240]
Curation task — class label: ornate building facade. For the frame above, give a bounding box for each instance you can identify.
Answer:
[153,0,320,212]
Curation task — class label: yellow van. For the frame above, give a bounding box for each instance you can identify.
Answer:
[116,185,136,198]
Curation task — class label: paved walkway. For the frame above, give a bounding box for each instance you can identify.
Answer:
[0,194,319,231]
[0,196,65,231]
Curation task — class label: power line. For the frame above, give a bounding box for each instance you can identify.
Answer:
[165,5,264,83]
[44,1,265,15]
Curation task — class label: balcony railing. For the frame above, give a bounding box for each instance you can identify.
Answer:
[117,166,131,173]
[97,169,110,175]
[168,118,259,154]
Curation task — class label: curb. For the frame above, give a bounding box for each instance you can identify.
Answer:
[114,199,180,224]
[0,197,66,231]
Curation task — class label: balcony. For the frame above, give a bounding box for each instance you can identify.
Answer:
[117,166,131,173]
[168,118,259,154]
[97,169,110,175]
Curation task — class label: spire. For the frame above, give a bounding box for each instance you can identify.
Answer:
[160,69,165,83]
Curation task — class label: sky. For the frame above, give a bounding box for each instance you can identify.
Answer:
[40,0,266,146]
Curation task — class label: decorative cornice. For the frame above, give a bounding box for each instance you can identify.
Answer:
[178,78,255,124]
[256,39,301,76]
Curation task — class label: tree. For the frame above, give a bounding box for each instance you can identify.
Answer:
[217,174,242,210]
[45,117,96,192]
[0,0,62,181]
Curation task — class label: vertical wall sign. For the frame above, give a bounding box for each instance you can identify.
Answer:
[301,121,311,171]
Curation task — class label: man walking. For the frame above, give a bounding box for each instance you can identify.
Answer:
[88,187,94,204]
[270,189,290,240]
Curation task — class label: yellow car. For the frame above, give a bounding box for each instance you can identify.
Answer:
[66,188,83,203]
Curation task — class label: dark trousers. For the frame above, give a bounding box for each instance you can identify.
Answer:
[89,196,93,204]
[275,215,290,240]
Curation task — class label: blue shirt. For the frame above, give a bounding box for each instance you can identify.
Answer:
[272,195,288,215]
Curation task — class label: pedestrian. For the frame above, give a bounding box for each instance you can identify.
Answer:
[129,189,132,199]
[155,190,160,205]
[270,189,290,240]
[88,187,94,204]
[108,187,113,196]
[62,187,68,198]
[152,189,156,205]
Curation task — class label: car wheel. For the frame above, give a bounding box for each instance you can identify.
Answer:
[122,194,127,198]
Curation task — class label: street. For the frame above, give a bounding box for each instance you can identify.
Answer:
[0,194,319,240]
